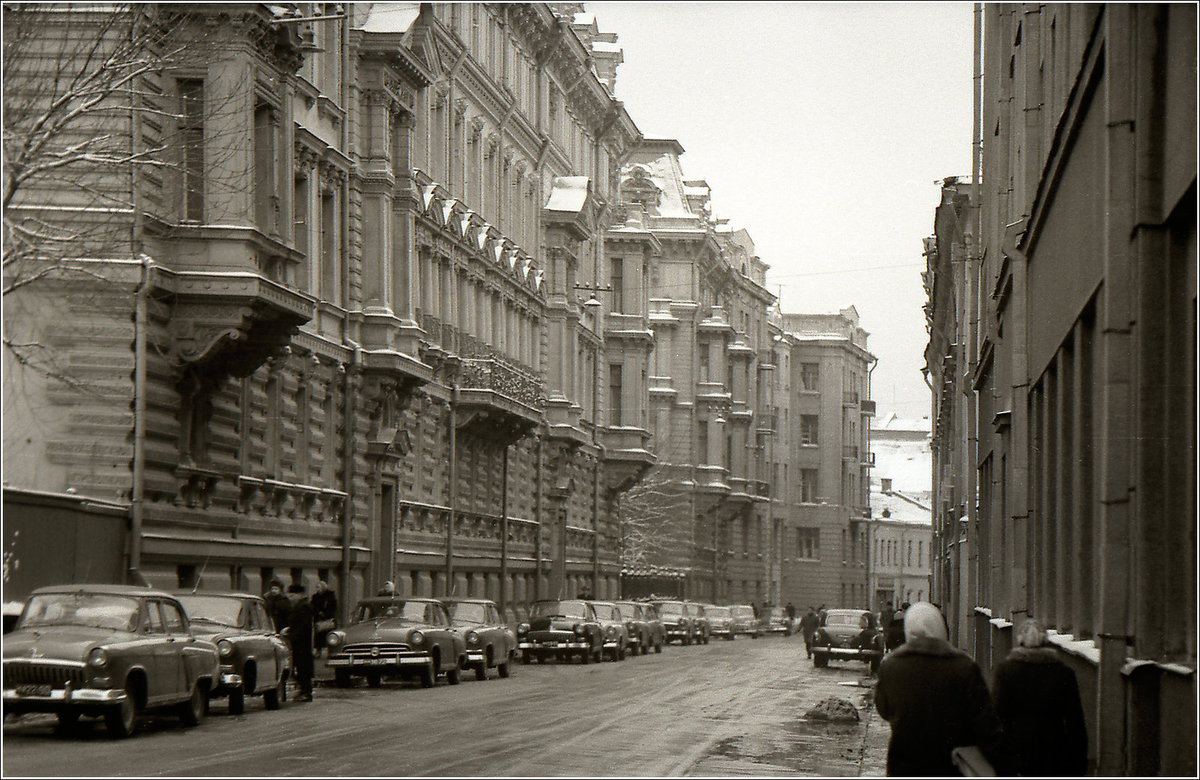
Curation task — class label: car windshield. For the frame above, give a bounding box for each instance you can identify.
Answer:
[656,603,683,615]
[18,593,141,631]
[826,612,866,627]
[529,601,587,619]
[356,601,428,622]
[592,604,617,620]
[175,595,243,628]
[731,607,754,618]
[446,602,488,625]
[708,607,731,619]
[614,604,639,620]
[770,609,786,619]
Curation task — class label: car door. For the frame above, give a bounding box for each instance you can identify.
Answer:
[141,600,182,705]
[424,602,451,669]
[246,600,280,691]
[162,598,208,699]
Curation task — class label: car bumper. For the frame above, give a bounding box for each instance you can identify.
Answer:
[815,647,882,659]
[327,652,431,670]
[519,641,588,651]
[4,685,126,711]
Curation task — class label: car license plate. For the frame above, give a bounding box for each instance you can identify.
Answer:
[359,658,392,666]
[16,684,52,697]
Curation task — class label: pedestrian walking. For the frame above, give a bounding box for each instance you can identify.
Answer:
[311,580,338,657]
[263,578,292,632]
[287,583,314,702]
[885,602,908,651]
[990,618,1088,776]
[799,606,819,658]
[875,601,1001,776]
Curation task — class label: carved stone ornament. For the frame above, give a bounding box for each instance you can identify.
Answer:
[469,116,485,139]
[454,98,468,123]
[485,132,500,157]
[294,143,319,176]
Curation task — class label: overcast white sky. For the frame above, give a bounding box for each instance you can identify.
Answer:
[587,1,976,421]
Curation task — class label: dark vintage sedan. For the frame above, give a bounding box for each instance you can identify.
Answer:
[586,601,632,661]
[174,591,291,714]
[326,598,467,688]
[517,599,603,664]
[688,602,712,644]
[614,601,665,654]
[812,608,885,672]
[763,606,793,636]
[440,598,516,680]
[650,600,695,645]
[2,585,220,738]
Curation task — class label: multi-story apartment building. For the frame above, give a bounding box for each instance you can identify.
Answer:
[3,3,647,615]
[926,5,1196,775]
[868,415,932,610]
[775,308,875,611]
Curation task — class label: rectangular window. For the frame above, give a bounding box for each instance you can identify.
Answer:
[610,257,624,313]
[800,468,818,503]
[179,79,204,221]
[796,528,819,559]
[609,364,623,427]
[800,415,819,445]
[801,363,820,391]
[254,102,278,235]
[698,346,709,383]
[697,422,709,465]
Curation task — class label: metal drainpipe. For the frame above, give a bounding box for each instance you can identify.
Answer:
[535,430,544,601]
[500,444,509,612]
[446,382,458,595]
[340,340,359,625]
[129,252,152,583]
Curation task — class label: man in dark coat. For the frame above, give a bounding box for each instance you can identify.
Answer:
[287,584,314,702]
[991,619,1088,776]
[875,602,1001,776]
[263,579,292,632]
[310,580,338,656]
[799,606,819,658]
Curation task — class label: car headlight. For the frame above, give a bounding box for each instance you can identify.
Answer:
[574,625,585,637]
[327,630,345,647]
[517,623,529,636]
[605,625,618,637]
[86,647,108,668]
[217,639,235,657]
[466,630,480,646]
[409,630,425,646]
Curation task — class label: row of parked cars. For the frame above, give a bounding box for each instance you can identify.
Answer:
[1,584,797,739]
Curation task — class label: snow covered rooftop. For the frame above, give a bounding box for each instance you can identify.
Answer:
[544,176,591,213]
[591,41,622,53]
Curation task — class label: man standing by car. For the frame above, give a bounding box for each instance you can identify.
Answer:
[799,606,819,658]
[287,584,314,702]
[264,578,292,631]
[311,580,337,658]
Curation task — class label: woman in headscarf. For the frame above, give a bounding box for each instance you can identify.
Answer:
[874,602,1001,776]
[991,618,1088,776]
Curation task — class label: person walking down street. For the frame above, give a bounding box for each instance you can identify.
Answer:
[799,606,819,658]
[885,602,908,652]
[287,584,314,702]
[785,602,796,634]
[875,602,1001,776]
[311,580,338,658]
[263,578,292,632]
[990,619,1088,776]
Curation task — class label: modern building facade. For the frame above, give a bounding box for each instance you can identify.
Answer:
[925,4,1196,775]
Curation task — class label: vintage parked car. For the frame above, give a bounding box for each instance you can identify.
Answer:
[173,591,291,714]
[440,597,516,680]
[729,604,761,638]
[2,585,220,738]
[811,608,885,672]
[688,602,712,644]
[763,607,793,636]
[704,605,736,640]
[517,599,603,664]
[614,600,665,654]
[325,598,467,688]
[586,601,632,661]
[650,600,695,645]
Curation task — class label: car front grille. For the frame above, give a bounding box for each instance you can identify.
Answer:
[339,642,412,656]
[3,661,86,688]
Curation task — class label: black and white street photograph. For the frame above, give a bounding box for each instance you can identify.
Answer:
[2,2,1196,777]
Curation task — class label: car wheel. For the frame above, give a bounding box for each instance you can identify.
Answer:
[615,643,626,661]
[655,640,663,653]
[366,670,383,688]
[640,640,649,656]
[497,656,511,678]
[521,651,532,665]
[474,663,487,681]
[704,633,710,645]
[419,662,435,688]
[264,673,287,708]
[332,669,352,690]
[580,646,592,664]
[814,653,828,668]
[227,684,246,715]
[870,657,881,674]
[593,643,603,664]
[105,690,137,739]
[445,664,461,685]
[178,683,205,727]
[683,634,692,646]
